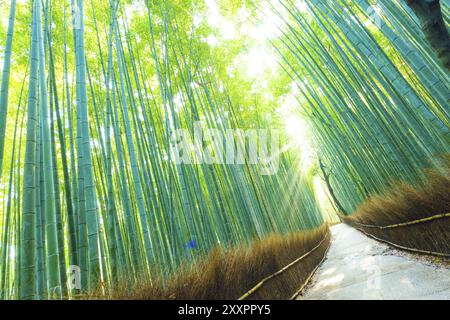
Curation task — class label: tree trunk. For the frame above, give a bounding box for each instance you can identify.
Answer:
[405,0,450,70]
[319,158,348,216]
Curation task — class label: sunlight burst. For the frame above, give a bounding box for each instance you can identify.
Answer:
[283,114,315,170]
[244,47,278,78]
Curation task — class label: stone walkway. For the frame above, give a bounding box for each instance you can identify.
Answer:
[299,224,450,300]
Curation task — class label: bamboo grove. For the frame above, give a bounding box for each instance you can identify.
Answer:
[0,0,448,300]
[0,0,325,299]
[273,0,449,213]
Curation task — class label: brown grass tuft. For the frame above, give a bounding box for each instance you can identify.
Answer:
[89,225,330,300]
[343,156,450,255]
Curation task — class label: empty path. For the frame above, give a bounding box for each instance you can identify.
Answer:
[299,224,450,300]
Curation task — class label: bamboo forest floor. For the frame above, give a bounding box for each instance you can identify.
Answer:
[298,224,450,300]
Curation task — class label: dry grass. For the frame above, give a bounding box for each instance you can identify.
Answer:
[92,225,330,300]
[343,156,450,255]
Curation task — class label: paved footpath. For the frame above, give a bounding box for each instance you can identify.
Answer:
[299,224,450,300]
